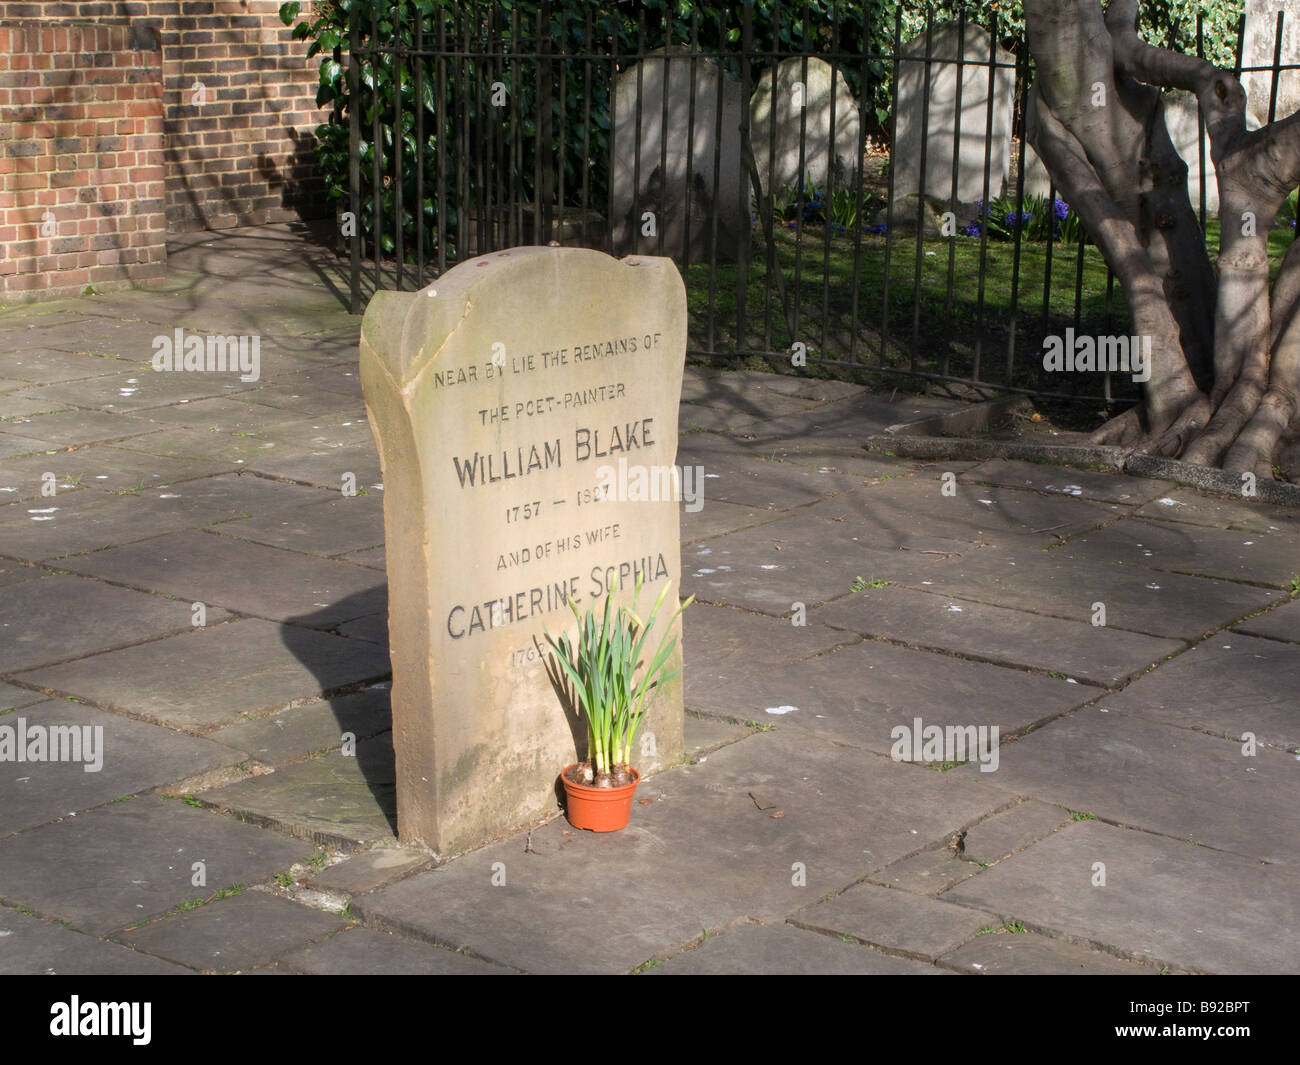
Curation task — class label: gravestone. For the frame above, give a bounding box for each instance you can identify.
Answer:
[749,56,861,197]
[893,21,1014,205]
[1020,144,1052,200]
[359,247,688,855]
[1242,0,1300,128]
[1162,90,1218,214]
[1023,93,1220,214]
[611,46,749,261]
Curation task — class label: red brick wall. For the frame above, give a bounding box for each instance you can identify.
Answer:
[0,1,329,236]
[0,21,167,302]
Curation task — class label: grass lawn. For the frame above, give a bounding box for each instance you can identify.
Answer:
[679,213,1296,411]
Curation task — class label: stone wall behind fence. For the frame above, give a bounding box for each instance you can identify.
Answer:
[0,20,167,301]
[0,0,329,244]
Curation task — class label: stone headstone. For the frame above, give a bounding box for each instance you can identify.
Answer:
[1024,93,1221,215]
[360,247,688,854]
[1162,90,1218,214]
[611,46,749,261]
[1019,142,1051,200]
[893,22,1014,206]
[750,56,861,197]
[1242,0,1300,128]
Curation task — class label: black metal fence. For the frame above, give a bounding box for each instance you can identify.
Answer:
[340,2,1299,407]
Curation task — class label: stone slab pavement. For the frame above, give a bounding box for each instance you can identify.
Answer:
[0,224,1296,975]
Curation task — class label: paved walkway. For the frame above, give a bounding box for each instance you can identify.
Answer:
[1,224,1297,975]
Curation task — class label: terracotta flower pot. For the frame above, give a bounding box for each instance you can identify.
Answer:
[560,764,641,832]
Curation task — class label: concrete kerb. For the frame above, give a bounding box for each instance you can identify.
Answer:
[868,399,1300,508]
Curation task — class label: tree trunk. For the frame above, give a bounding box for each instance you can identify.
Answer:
[1023,0,1300,484]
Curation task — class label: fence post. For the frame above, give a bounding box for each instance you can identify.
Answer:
[348,1,360,314]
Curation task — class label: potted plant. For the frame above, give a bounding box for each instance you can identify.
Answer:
[542,574,693,832]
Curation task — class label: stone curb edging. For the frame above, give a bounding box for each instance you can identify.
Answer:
[868,397,1300,508]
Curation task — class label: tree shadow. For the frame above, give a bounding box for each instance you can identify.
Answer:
[281,586,397,837]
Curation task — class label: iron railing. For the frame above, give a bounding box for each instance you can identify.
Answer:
[339,2,1299,407]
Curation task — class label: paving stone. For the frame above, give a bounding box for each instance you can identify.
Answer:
[793,881,994,961]
[0,799,313,936]
[198,736,396,849]
[953,706,1300,863]
[0,575,219,673]
[0,391,71,420]
[61,530,388,624]
[0,562,41,589]
[308,846,434,896]
[761,447,935,479]
[0,682,45,711]
[686,637,1090,755]
[680,498,784,544]
[0,409,158,448]
[865,847,982,896]
[206,687,391,766]
[0,313,107,342]
[0,348,123,383]
[681,369,862,405]
[337,612,386,645]
[37,317,183,361]
[0,699,242,837]
[1133,488,1300,535]
[939,930,1157,974]
[113,890,348,972]
[683,600,855,670]
[734,372,865,403]
[75,285,350,345]
[679,514,973,615]
[0,445,234,499]
[341,544,385,571]
[132,396,294,433]
[147,472,331,516]
[1234,598,1300,643]
[25,367,260,412]
[354,729,1005,974]
[732,392,956,451]
[235,384,367,415]
[0,908,194,975]
[212,492,384,557]
[277,926,512,974]
[114,425,294,464]
[944,819,1300,974]
[893,541,1283,640]
[960,458,1173,505]
[1063,517,1300,590]
[21,618,390,731]
[0,431,57,460]
[245,444,383,492]
[805,475,1128,547]
[649,921,941,975]
[683,712,752,754]
[0,466,99,507]
[960,800,1074,865]
[258,413,377,451]
[679,401,792,433]
[675,435,866,510]
[265,365,363,398]
[0,488,239,562]
[1102,633,1300,753]
[810,583,1183,687]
